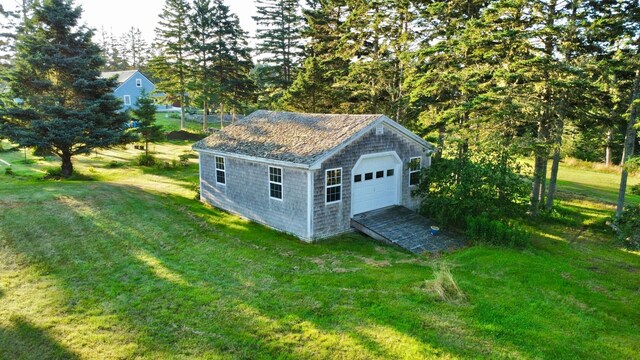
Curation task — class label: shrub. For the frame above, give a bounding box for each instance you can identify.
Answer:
[136,153,157,166]
[416,152,530,226]
[105,161,125,169]
[466,215,530,248]
[631,184,640,196]
[613,205,640,250]
[5,167,14,176]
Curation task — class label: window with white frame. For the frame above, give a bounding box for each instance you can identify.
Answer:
[269,166,283,200]
[215,156,226,185]
[123,95,131,106]
[325,168,342,204]
[409,157,422,186]
[136,78,142,87]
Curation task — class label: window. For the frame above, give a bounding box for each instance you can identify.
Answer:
[136,78,142,87]
[354,174,362,183]
[215,156,226,185]
[409,157,422,186]
[123,95,131,106]
[376,171,384,178]
[365,173,373,181]
[269,166,283,200]
[387,169,395,177]
[376,125,384,135]
[325,168,342,204]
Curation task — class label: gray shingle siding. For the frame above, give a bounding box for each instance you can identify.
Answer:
[200,153,309,240]
[312,124,429,239]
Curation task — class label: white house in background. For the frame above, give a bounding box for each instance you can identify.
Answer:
[193,110,434,242]
[100,70,155,111]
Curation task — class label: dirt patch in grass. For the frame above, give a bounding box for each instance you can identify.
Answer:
[165,131,206,141]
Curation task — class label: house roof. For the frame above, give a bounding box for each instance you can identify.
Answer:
[100,70,139,84]
[193,110,433,168]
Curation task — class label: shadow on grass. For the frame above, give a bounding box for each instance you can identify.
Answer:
[1,181,639,358]
[0,317,79,360]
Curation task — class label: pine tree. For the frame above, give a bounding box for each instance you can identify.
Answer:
[132,90,163,157]
[253,0,302,101]
[281,0,350,113]
[120,27,150,69]
[187,0,219,129]
[0,0,132,177]
[154,0,191,129]
[224,12,256,120]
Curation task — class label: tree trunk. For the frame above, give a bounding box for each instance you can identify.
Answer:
[605,128,613,166]
[61,152,73,178]
[616,68,640,217]
[180,93,186,130]
[220,104,225,129]
[546,147,561,210]
[202,100,208,131]
[145,140,149,157]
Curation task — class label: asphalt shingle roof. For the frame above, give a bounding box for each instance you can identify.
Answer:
[100,70,138,84]
[193,110,386,165]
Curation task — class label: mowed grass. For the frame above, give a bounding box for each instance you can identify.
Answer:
[0,143,639,359]
[154,113,221,133]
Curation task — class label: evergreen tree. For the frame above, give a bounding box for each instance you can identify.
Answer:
[154,0,191,129]
[187,0,219,129]
[253,0,302,102]
[120,27,150,69]
[132,90,163,157]
[224,12,256,120]
[281,0,350,113]
[0,0,132,177]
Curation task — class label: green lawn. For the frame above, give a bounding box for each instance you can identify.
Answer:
[0,144,639,359]
[155,113,221,133]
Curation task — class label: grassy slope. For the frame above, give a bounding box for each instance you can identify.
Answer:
[0,144,639,359]
[155,113,220,133]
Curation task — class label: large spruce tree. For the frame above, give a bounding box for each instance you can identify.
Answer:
[0,0,131,177]
[253,0,302,100]
[154,0,191,129]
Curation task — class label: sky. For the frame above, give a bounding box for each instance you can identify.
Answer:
[0,0,259,42]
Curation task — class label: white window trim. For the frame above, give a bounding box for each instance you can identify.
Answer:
[269,166,283,201]
[409,157,422,187]
[123,95,131,106]
[136,78,142,87]
[215,156,226,186]
[325,167,342,205]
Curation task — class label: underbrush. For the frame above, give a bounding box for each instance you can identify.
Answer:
[466,215,530,248]
[135,153,191,169]
[43,167,96,181]
[613,205,640,250]
[422,262,466,303]
[562,157,625,175]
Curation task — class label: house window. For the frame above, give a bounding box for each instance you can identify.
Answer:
[376,125,384,135]
[325,168,342,204]
[215,156,226,185]
[409,157,422,186]
[365,173,373,181]
[376,171,384,178]
[354,174,362,183]
[387,169,395,177]
[269,166,283,200]
[136,79,142,87]
[123,95,131,106]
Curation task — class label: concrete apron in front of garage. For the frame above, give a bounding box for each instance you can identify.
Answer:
[351,206,465,254]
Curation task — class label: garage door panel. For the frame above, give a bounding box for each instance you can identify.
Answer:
[352,153,401,215]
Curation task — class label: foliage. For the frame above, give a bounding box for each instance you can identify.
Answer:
[152,0,191,129]
[0,0,133,178]
[136,153,158,167]
[613,204,640,250]
[466,215,530,248]
[253,0,302,100]
[416,152,531,227]
[4,167,14,176]
[632,184,640,196]
[132,90,164,155]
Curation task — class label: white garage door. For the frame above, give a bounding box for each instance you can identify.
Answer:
[351,153,401,215]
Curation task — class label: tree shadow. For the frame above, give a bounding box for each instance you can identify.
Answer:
[1,181,638,358]
[0,317,79,360]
